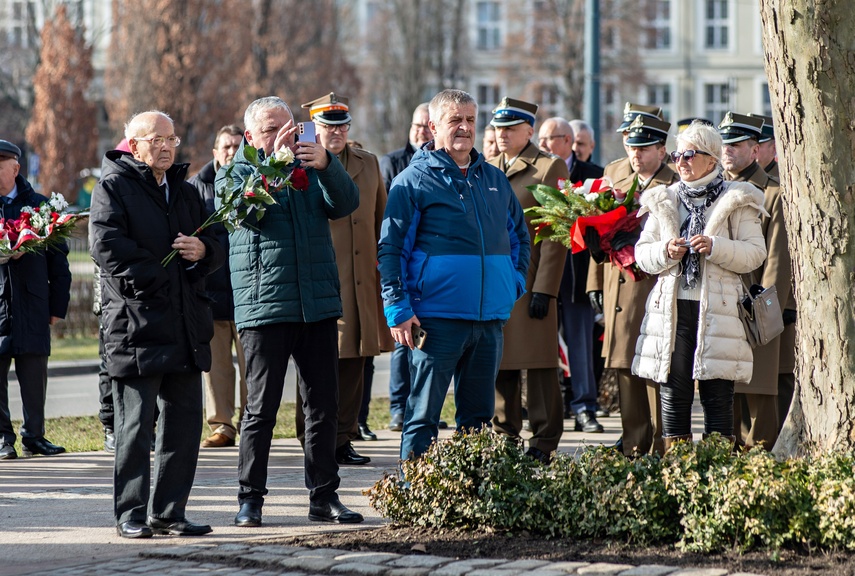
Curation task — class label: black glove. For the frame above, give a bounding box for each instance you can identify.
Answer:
[584,227,605,263]
[610,228,641,251]
[587,290,604,315]
[529,292,552,319]
[782,309,797,326]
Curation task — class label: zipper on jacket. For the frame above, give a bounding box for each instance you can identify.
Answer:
[466,175,487,319]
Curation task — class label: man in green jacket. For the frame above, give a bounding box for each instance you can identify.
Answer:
[216,96,361,527]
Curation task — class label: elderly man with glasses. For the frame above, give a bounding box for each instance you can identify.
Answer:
[90,110,224,538]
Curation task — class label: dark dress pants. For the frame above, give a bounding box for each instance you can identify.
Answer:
[0,355,48,445]
[112,371,202,525]
[296,356,363,448]
[358,356,374,425]
[560,300,598,414]
[238,319,340,507]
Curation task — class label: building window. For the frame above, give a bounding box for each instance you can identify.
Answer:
[645,0,671,50]
[9,0,35,48]
[704,0,729,49]
[647,84,672,121]
[704,82,729,123]
[477,83,501,130]
[476,1,501,50]
[530,0,558,52]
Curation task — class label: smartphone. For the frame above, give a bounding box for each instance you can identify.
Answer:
[412,325,428,350]
[297,121,316,143]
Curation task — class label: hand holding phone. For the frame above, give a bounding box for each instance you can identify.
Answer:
[297,121,316,143]
[412,325,427,350]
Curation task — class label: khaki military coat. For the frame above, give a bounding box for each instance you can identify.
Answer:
[330,144,387,358]
[587,162,678,369]
[490,142,569,370]
[727,162,791,395]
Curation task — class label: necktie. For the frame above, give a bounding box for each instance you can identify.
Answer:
[160,183,168,201]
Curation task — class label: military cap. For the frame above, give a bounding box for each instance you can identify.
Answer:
[301,92,351,125]
[748,113,774,142]
[0,140,21,160]
[676,117,713,134]
[718,112,764,144]
[616,102,663,132]
[625,115,671,147]
[490,97,538,127]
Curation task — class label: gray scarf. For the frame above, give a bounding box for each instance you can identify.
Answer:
[676,171,725,289]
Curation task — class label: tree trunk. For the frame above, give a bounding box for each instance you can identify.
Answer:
[760,0,855,456]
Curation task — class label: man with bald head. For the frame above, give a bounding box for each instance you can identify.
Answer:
[91,111,224,538]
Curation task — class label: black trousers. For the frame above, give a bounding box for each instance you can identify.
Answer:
[112,371,202,525]
[0,355,48,445]
[660,299,734,437]
[238,318,340,507]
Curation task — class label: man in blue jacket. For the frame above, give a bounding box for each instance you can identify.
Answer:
[378,89,530,461]
[216,97,362,527]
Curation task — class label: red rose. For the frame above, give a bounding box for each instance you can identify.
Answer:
[290,168,309,191]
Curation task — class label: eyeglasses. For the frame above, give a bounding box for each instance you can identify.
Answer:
[319,123,350,133]
[538,134,569,144]
[670,149,711,163]
[134,135,181,148]
[411,123,431,130]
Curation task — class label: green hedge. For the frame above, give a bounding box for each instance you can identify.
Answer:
[368,429,855,553]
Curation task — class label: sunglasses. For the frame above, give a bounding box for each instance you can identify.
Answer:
[670,149,712,163]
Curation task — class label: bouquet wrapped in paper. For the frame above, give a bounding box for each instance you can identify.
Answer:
[525,176,648,281]
[0,192,87,262]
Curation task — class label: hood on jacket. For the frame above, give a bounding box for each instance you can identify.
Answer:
[101,149,190,185]
[408,142,486,175]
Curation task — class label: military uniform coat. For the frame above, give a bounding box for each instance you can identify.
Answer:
[331,144,388,358]
[727,162,790,395]
[587,162,678,369]
[490,142,569,369]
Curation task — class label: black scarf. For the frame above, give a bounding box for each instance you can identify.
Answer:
[676,171,725,289]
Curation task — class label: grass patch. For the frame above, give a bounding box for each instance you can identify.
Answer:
[51,335,99,361]
[10,395,457,454]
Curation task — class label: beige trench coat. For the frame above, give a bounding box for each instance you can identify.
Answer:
[330,144,387,358]
[728,163,791,395]
[587,162,678,369]
[489,143,569,370]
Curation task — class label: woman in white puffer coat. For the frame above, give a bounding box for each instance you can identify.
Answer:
[631,121,767,449]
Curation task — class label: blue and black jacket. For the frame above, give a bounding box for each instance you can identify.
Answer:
[378,143,530,326]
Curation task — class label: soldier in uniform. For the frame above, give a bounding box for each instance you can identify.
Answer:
[489,97,568,464]
[587,115,678,457]
[719,112,791,450]
[748,113,779,180]
[295,93,387,466]
[602,103,664,187]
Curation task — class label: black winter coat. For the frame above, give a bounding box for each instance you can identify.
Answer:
[0,175,71,356]
[188,160,234,321]
[379,142,417,192]
[89,151,224,379]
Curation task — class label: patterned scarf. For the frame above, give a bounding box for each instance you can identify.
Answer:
[676,171,725,289]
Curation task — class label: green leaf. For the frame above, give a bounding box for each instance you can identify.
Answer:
[243,145,258,165]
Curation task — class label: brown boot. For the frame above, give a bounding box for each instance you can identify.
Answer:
[662,434,694,453]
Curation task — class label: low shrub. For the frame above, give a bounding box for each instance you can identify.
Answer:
[367,428,855,554]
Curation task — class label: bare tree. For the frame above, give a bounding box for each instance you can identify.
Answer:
[25,4,97,200]
[760,1,855,455]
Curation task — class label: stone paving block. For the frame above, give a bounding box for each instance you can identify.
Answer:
[433,558,506,576]
[522,570,577,576]
[470,570,535,576]
[278,556,337,572]
[249,544,306,556]
[667,570,729,576]
[146,545,204,558]
[729,573,768,576]
[334,551,403,564]
[577,563,637,575]
[386,568,433,576]
[292,547,352,558]
[331,562,391,575]
[618,566,679,576]
[212,543,254,553]
[549,561,591,573]
[387,554,453,568]
[495,559,552,570]
[239,551,293,564]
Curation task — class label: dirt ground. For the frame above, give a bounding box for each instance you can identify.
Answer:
[277,525,855,575]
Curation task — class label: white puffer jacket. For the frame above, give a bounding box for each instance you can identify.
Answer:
[631,181,767,385]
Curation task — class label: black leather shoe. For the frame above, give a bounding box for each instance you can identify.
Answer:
[104,429,115,453]
[357,423,377,441]
[526,447,552,465]
[0,442,17,460]
[147,516,212,536]
[21,437,65,457]
[595,407,610,418]
[235,503,262,527]
[336,442,371,465]
[388,413,403,431]
[437,420,449,430]
[574,410,605,433]
[117,520,153,539]
[308,497,364,524]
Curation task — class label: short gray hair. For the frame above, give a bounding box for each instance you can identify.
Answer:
[428,90,477,124]
[569,119,595,142]
[677,120,723,164]
[542,117,574,140]
[243,97,294,133]
[124,110,172,140]
[411,102,430,121]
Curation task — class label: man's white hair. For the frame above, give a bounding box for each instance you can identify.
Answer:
[569,119,595,142]
[428,90,477,124]
[244,97,294,133]
[124,111,173,140]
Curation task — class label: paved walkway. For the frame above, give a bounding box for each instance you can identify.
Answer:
[0,410,764,576]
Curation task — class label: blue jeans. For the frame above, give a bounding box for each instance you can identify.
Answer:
[388,343,411,418]
[560,300,598,414]
[400,318,504,461]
